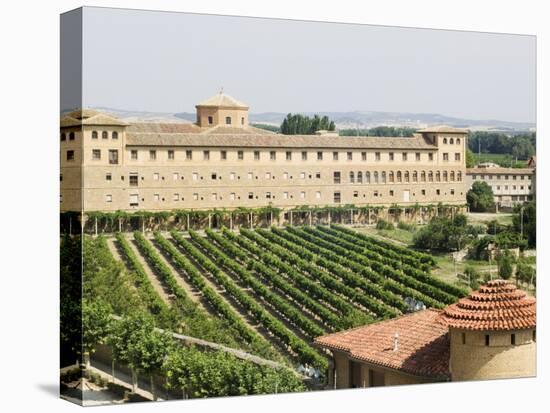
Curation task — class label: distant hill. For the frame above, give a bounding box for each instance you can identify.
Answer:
[82,106,534,132]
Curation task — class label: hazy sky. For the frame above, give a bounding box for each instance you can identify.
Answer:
[80,7,535,122]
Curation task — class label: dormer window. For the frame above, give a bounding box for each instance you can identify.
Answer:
[225,116,232,125]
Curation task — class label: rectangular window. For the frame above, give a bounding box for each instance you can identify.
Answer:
[248,172,253,180]
[375,152,381,161]
[455,153,461,161]
[286,151,292,161]
[301,151,307,161]
[105,194,112,203]
[193,193,199,201]
[129,174,138,187]
[347,152,353,161]
[265,172,271,180]
[353,191,358,198]
[230,192,236,201]
[238,150,244,160]
[362,152,367,161]
[283,172,289,180]
[109,150,119,164]
[173,172,179,180]
[149,150,156,160]
[402,152,407,161]
[416,152,421,161]
[283,192,289,199]
[203,150,210,161]
[211,193,217,201]
[192,172,198,181]
[230,172,236,180]
[248,192,254,200]
[131,150,138,160]
[153,173,159,181]
[168,150,174,160]
[316,191,321,199]
[106,173,112,181]
[333,191,341,203]
[389,152,394,161]
[66,150,74,161]
[221,150,227,160]
[421,189,426,195]
[317,151,323,161]
[300,191,305,199]
[333,171,341,184]
[186,150,192,160]
[266,192,272,199]
[389,190,394,196]
[129,194,139,207]
[174,193,180,201]
[485,335,490,346]
[154,194,160,202]
[333,152,339,161]
[443,153,449,161]
[300,172,306,179]
[92,149,101,160]
[436,189,441,195]
[451,189,455,195]
[211,173,217,180]
[462,333,466,345]
[429,153,434,161]
[270,151,276,161]
[511,334,516,345]
[254,151,260,161]
[315,172,321,179]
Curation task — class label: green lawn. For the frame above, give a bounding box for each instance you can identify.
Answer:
[353,226,414,245]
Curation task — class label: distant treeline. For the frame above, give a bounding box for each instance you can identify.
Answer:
[339,126,416,137]
[251,123,280,133]
[467,131,536,160]
[280,114,336,135]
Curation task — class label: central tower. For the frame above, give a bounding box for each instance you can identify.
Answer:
[195,92,249,128]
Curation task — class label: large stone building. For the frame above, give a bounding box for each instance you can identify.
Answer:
[60,93,468,217]
[315,280,536,388]
[466,164,535,208]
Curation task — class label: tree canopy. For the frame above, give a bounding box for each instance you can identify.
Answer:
[513,201,536,248]
[468,131,536,159]
[413,214,475,252]
[467,181,495,212]
[280,113,335,135]
[339,126,416,137]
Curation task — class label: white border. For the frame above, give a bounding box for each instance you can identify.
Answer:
[0,1,546,412]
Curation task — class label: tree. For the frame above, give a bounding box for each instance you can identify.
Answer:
[466,148,476,168]
[515,259,535,288]
[413,214,471,252]
[513,202,536,248]
[81,300,112,368]
[280,113,336,135]
[461,266,481,290]
[467,181,495,212]
[497,250,515,280]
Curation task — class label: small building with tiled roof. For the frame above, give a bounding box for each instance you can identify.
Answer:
[315,280,536,388]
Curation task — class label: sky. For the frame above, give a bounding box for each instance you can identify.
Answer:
[74,7,535,123]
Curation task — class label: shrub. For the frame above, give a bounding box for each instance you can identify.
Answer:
[376,219,394,230]
[397,221,415,232]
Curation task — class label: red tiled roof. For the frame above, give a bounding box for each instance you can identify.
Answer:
[439,280,536,331]
[315,309,450,379]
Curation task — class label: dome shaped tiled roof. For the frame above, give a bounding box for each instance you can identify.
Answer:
[439,280,536,331]
[196,92,248,109]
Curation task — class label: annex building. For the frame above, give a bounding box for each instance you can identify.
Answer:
[60,93,468,217]
[315,280,536,388]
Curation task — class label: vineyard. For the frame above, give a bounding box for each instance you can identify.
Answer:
[75,224,468,398]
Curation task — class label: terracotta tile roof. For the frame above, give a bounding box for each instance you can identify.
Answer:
[315,309,450,379]
[196,92,249,109]
[417,125,468,134]
[60,109,129,128]
[439,280,536,331]
[126,122,202,134]
[126,132,437,150]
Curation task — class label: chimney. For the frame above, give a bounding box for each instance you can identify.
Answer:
[393,333,399,352]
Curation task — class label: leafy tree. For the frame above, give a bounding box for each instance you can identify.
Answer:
[413,214,471,252]
[339,126,416,137]
[497,251,515,280]
[515,259,535,288]
[512,202,536,248]
[466,148,476,168]
[81,300,112,368]
[494,231,528,250]
[467,181,495,212]
[468,131,536,159]
[461,266,481,290]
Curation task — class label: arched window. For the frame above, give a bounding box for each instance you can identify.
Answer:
[349,171,355,183]
[366,171,371,184]
[92,131,98,139]
[112,131,118,140]
[450,171,455,181]
[412,171,418,182]
[421,171,426,182]
[450,138,454,144]
[428,171,434,182]
[436,171,441,182]
[389,172,394,183]
[443,171,448,182]
[404,171,410,182]
[225,116,232,125]
[357,171,363,184]
[457,171,462,181]
[456,138,461,144]
[102,131,108,139]
[381,171,386,183]
[397,171,402,182]
[374,171,379,183]
[69,132,75,141]
[443,137,448,144]
[60,132,66,141]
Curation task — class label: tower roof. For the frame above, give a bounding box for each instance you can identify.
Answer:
[439,280,536,331]
[417,125,468,134]
[196,92,248,109]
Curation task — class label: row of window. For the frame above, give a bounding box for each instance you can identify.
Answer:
[126,149,453,162]
[335,170,463,184]
[95,187,459,205]
[60,130,119,142]
[198,115,245,125]
[65,149,119,164]
[472,174,531,181]
[494,185,532,192]
[442,137,461,145]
